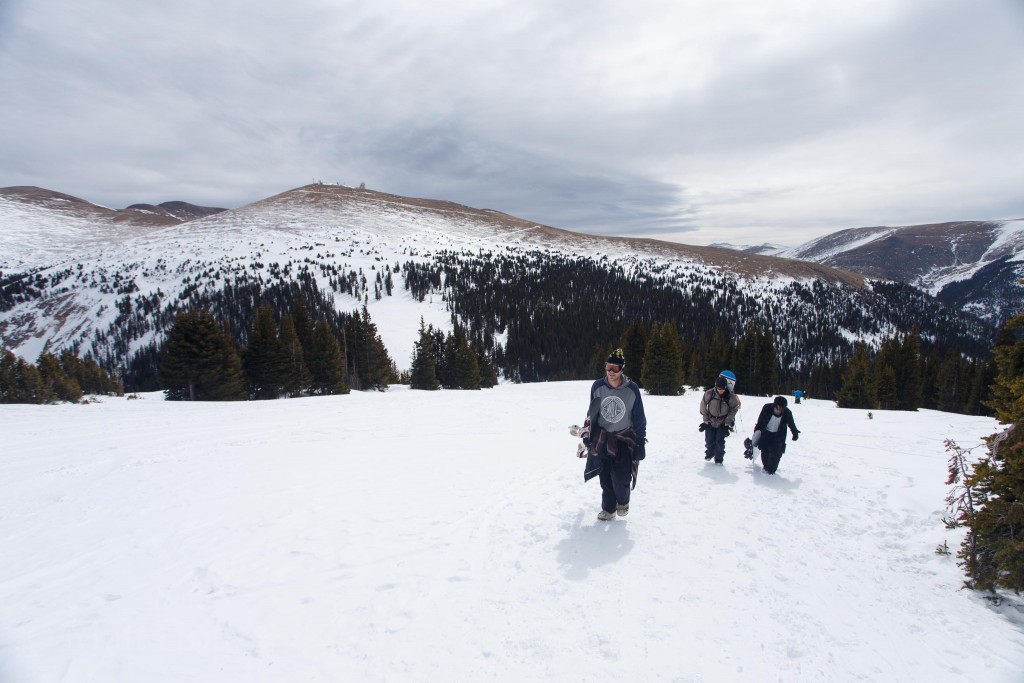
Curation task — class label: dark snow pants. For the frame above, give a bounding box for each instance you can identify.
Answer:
[704,425,728,463]
[760,440,785,474]
[598,450,633,513]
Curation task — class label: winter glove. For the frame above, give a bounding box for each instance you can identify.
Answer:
[633,443,646,461]
[792,431,799,441]
[698,422,707,432]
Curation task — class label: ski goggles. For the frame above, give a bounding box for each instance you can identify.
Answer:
[604,363,623,374]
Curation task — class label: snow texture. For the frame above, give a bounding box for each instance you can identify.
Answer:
[2,384,1023,682]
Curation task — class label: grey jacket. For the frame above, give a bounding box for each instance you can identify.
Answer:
[700,387,740,428]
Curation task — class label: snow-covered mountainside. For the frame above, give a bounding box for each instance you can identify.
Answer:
[0,184,990,383]
[0,186,224,273]
[778,220,1024,326]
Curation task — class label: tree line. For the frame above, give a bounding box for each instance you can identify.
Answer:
[834,327,992,414]
[402,250,991,392]
[156,298,395,401]
[409,318,499,391]
[0,348,122,403]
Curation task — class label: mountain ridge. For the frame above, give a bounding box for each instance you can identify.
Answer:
[0,182,993,389]
[775,219,1024,326]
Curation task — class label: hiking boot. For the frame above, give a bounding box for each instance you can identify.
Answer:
[616,503,629,517]
[704,454,714,461]
[597,510,615,521]
[743,438,754,458]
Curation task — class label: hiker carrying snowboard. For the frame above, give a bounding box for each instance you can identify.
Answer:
[580,349,647,521]
[744,395,800,474]
[700,371,741,464]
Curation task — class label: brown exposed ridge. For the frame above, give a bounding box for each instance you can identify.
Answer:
[1,185,99,207]
[268,183,867,287]
[1,185,179,228]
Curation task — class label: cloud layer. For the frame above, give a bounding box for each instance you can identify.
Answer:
[2,0,1023,246]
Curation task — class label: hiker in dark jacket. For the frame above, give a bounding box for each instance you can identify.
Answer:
[700,374,741,464]
[744,396,800,474]
[580,349,647,521]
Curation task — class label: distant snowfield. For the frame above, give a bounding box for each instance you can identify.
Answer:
[2,383,1023,682]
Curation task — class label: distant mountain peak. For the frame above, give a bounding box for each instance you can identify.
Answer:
[708,242,789,256]
[778,219,1024,326]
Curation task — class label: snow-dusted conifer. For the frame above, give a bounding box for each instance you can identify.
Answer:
[245,305,290,400]
[308,319,349,395]
[410,319,440,390]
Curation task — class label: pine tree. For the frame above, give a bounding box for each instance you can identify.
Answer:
[641,322,686,395]
[308,319,349,395]
[245,304,290,399]
[734,324,759,394]
[898,328,925,410]
[621,322,649,388]
[290,297,316,362]
[703,327,731,388]
[475,342,499,388]
[15,356,52,403]
[933,349,963,413]
[984,314,1024,423]
[36,352,83,403]
[59,351,122,395]
[448,323,481,390]
[874,363,898,411]
[956,313,1024,591]
[0,349,54,403]
[345,307,393,391]
[207,323,248,400]
[410,318,440,390]
[280,313,312,397]
[835,341,878,409]
[158,309,247,401]
[0,349,16,402]
[430,327,452,388]
[758,327,780,397]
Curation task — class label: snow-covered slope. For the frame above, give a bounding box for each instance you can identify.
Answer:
[0,183,873,370]
[0,186,181,272]
[1,383,1021,681]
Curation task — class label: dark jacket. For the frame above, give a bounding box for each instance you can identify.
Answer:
[583,375,647,481]
[753,403,799,447]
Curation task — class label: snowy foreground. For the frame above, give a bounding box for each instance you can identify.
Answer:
[2,382,1024,682]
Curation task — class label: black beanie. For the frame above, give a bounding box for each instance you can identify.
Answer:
[606,348,625,367]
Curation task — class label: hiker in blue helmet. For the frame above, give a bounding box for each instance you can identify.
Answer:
[700,371,741,464]
[579,348,648,521]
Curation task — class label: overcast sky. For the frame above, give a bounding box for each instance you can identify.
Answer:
[2,0,1023,246]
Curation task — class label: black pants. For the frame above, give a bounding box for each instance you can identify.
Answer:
[704,425,728,463]
[598,451,633,513]
[760,440,785,473]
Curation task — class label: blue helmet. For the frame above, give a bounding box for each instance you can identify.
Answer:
[718,370,736,392]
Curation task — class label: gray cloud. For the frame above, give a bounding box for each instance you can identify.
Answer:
[1,0,1023,246]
